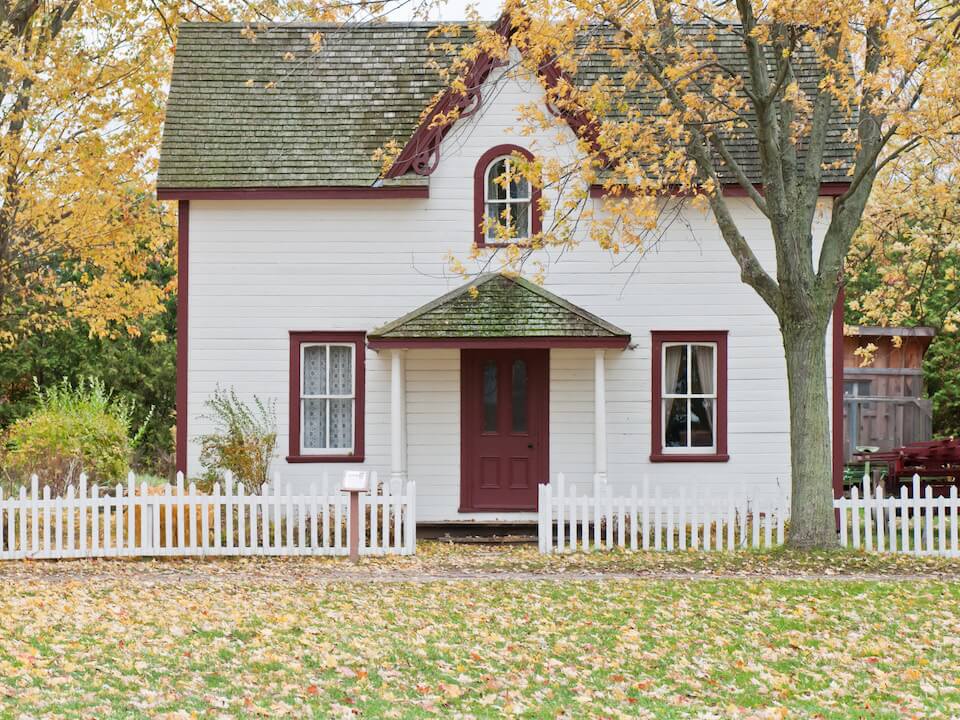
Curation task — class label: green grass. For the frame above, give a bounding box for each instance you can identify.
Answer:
[1,545,959,717]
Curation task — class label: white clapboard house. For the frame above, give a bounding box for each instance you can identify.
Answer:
[157,19,852,523]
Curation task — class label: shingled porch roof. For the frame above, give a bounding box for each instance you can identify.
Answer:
[367,274,630,349]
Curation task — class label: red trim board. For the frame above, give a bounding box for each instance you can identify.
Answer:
[287,331,367,463]
[589,182,852,199]
[158,186,428,201]
[650,330,729,463]
[175,200,189,475]
[367,336,629,350]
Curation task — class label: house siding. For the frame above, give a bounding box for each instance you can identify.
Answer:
[184,60,835,521]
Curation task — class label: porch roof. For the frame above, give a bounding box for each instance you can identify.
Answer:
[367,273,631,349]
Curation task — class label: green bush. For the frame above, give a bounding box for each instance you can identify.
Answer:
[1,378,148,495]
[197,387,277,493]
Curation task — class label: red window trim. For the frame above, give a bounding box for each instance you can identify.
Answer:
[650,330,729,463]
[288,331,366,463]
[474,144,543,248]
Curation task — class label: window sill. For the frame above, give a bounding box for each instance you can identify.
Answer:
[476,241,532,249]
[286,454,365,464]
[650,452,729,463]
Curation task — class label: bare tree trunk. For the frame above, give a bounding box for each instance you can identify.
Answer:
[781,316,837,548]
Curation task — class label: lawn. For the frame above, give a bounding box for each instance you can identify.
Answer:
[1,545,958,718]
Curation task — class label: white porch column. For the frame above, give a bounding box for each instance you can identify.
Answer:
[594,349,608,486]
[390,349,407,486]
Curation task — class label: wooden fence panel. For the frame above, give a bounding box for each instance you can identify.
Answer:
[0,472,416,560]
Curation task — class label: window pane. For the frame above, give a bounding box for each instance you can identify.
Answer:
[691,345,714,394]
[329,345,353,395]
[663,345,687,395]
[483,361,497,432]
[303,345,327,395]
[511,202,529,238]
[303,398,327,449]
[486,202,505,238]
[664,398,687,447]
[690,398,714,447]
[509,171,530,199]
[486,159,508,200]
[329,398,353,449]
[512,359,527,433]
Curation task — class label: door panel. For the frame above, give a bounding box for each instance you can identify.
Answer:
[460,349,548,511]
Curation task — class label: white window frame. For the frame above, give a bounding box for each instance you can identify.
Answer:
[300,342,356,455]
[484,155,532,241]
[661,341,718,454]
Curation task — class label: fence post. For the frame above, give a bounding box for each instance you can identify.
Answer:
[912,474,922,554]
[78,475,88,556]
[30,475,39,556]
[405,481,416,555]
[557,473,566,553]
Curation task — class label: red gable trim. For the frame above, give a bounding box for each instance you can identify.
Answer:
[157,186,428,201]
[367,336,629,350]
[385,15,600,180]
[589,182,851,199]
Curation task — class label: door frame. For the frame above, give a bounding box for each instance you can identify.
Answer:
[459,348,550,512]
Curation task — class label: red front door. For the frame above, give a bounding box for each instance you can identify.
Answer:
[460,349,549,511]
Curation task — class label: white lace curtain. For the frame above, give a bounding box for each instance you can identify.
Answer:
[302,344,354,450]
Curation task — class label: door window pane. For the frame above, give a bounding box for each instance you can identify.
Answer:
[512,359,528,433]
[483,361,498,432]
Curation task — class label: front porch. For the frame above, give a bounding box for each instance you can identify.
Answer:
[367,273,631,522]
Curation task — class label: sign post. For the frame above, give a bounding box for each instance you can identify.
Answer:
[342,471,370,563]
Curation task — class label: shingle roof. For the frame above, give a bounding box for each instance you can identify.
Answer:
[368,274,631,339]
[157,21,856,190]
[158,23,470,189]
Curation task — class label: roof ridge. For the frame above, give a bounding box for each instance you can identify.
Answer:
[503,275,629,337]
[368,274,498,337]
[177,21,461,29]
[369,273,630,340]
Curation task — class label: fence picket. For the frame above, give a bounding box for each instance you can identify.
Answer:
[887,485,897,553]
[938,493,946,554]
[950,485,960,557]
[653,486,662,551]
[924,485,934,554]
[78,476,88,555]
[910,473,923,554]
[875,485,885,553]
[20,486,28,557]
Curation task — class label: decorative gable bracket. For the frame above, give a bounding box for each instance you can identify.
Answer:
[385,14,602,179]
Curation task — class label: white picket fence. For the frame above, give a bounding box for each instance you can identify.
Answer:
[538,474,787,553]
[0,472,416,560]
[836,474,960,556]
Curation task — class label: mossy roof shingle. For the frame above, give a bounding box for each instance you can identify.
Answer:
[157,22,856,190]
[368,274,631,339]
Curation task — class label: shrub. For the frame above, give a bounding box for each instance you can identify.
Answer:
[1,378,147,495]
[197,387,277,493]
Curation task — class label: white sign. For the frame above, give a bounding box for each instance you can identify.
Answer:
[341,470,370,493]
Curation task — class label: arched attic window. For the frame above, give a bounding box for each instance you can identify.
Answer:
[474,144,542,247]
